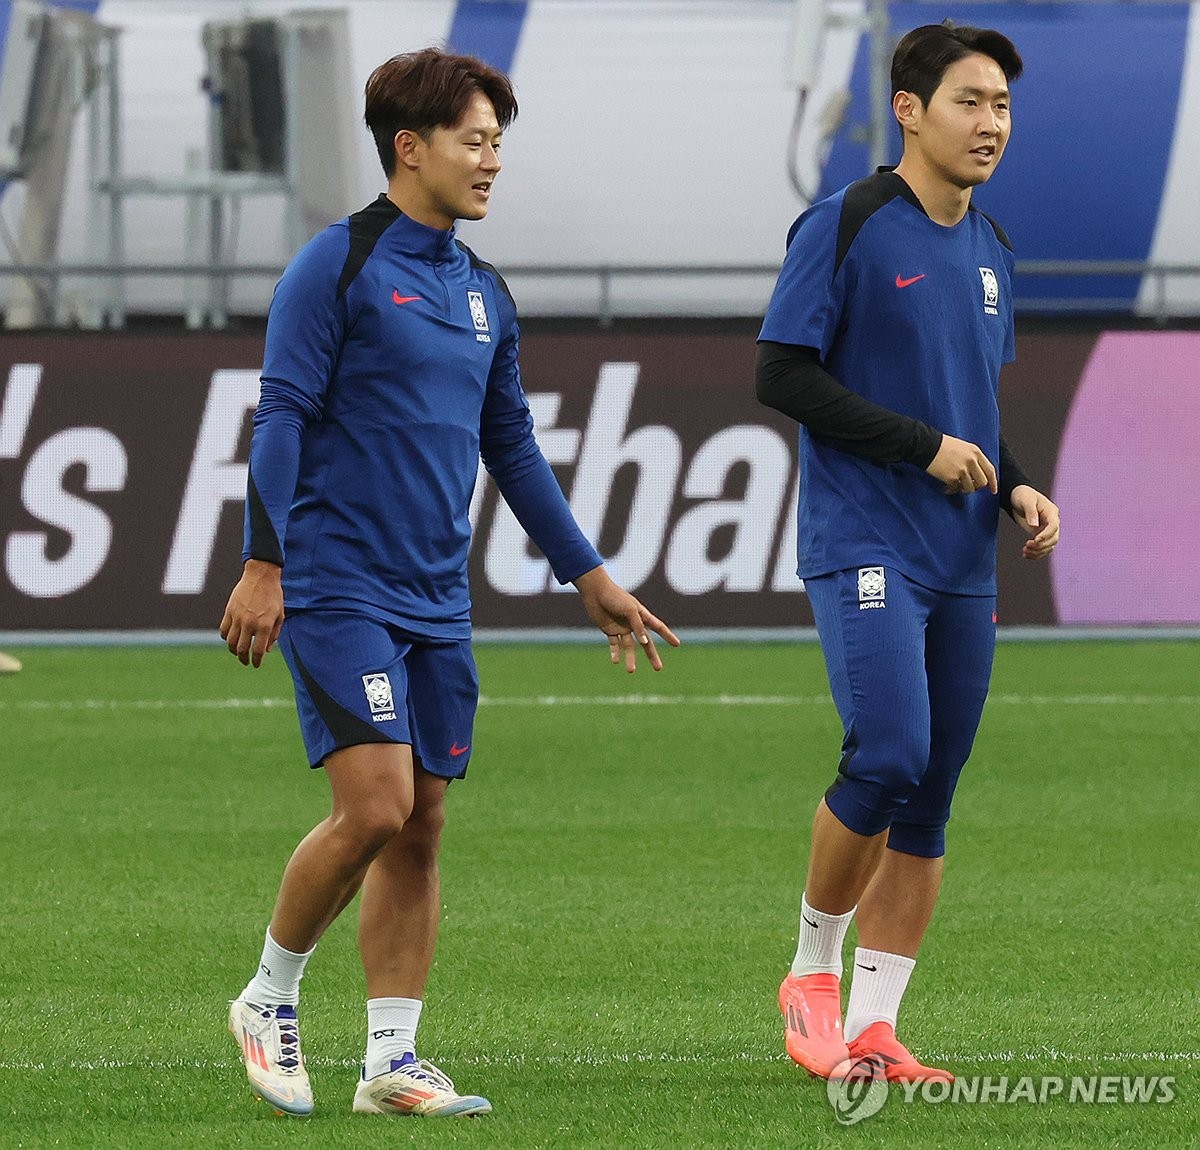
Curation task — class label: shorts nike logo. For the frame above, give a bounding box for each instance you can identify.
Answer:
[449,742,470,757]
[895,273,926,289]
[392,290,422,304]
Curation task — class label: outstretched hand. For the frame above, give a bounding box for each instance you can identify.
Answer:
[1009,485,1060,560]
[573,566,680,673]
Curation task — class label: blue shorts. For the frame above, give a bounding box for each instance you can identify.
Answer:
[804,567,996,857]
[277,609,479,778]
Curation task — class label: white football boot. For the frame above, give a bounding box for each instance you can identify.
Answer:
[228,999,314,1116]
[352,1052,491,1117]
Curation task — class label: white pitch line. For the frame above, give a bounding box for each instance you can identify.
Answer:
[934,1050,1200,1065]
[479,694,1200,708]
[989,694,1200,707]
[0,1050,1195,1073]
[0,694,1197,712]
[478,695,834,706]
[0,697,296,711]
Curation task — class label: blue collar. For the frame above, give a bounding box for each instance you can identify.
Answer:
[374,194,459,261]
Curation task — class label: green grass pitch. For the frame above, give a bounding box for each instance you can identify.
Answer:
[0,639,1196,1148]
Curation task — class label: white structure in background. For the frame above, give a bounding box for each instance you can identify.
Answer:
[0,0,107,328]
[90,7,356,328]
[0,1,48,176]
[2,0,874,321]
[41,0,847,320]
[1139,6,1200,315]
[784,0,870,206]
[6,0,1197,322]
[0,3,356,329]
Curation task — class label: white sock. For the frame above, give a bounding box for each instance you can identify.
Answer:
[364,997,423,1079]
[239,928,314,1007]
[843,947,916,1041]
[789,893,857,977]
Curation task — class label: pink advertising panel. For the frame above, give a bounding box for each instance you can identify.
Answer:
[1052,332,1200,624]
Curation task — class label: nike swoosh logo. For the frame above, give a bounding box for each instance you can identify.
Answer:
[856,963,878,972]
[895,274,926,289]
[801,915,819,930]
[392,291,422,304]
[449,742,470,757]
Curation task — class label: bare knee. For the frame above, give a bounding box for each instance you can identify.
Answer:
[399,800,445,862]
[322,796,408,860]
[327,781,414,855]
[324,744,416,855]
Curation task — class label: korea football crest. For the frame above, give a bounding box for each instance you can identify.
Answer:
[362,672,397,722]
[857,566,886,610]
[467,290,491,343]
[979,267,999,316]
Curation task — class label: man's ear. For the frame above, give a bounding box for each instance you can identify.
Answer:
[893,90,920,134]
[393,128,424,172]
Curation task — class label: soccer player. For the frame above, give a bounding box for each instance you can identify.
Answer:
[756,22,1059,1083]
[219,48,678,1119]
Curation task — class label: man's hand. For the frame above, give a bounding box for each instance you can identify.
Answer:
[573,566,680,673]
[219,559,285,667]
[927,434,999,495]
[1009,485,1060,560]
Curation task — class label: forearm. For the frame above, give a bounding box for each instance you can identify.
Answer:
[242,385,308,564]
[997,434,1033,515]
[491,449,602,584]
[755,341,942,467]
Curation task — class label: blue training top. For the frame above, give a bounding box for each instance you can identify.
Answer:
[759,170,1016,596]
[243,195,602,638]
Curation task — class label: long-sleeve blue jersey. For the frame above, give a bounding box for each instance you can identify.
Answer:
[244,195,602,638]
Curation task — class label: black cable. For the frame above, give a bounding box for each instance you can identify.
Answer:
[787,86,852,208]
[786,87,816,204]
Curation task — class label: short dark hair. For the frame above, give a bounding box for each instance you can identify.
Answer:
[891,20,1023,108]
[364,47,518,176]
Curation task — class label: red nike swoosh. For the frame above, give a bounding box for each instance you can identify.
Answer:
[449,742,470,757]
[895,274,926,289]
[392,291,422,304]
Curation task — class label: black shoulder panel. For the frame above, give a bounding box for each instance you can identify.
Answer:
[455,239,515,307]
[834,171,924,275]
[970,204,1013,252]
[337,195,400,299]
